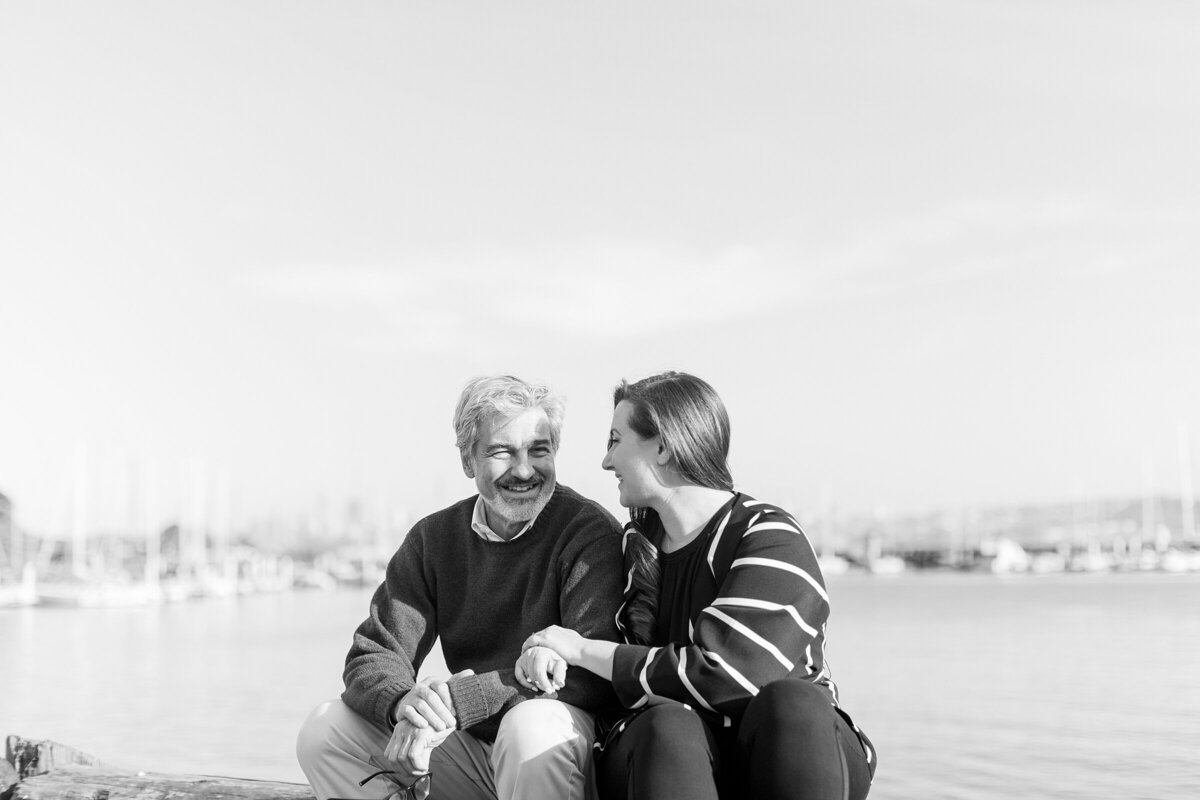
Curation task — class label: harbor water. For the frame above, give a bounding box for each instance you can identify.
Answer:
[2,572,1198,799]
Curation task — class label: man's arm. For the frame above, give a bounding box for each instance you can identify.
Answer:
[342,528,440,730]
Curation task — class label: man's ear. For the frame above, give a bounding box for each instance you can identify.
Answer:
[461,453,475,478]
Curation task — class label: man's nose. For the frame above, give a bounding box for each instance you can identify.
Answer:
[511,454,535,480]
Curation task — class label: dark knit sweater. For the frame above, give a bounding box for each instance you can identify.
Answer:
[342,484,624,741]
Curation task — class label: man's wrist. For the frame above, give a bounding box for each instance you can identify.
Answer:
[389,696,406,727]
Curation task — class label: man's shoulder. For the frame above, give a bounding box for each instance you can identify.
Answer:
[548,484,621,535]
[410,494,477,534]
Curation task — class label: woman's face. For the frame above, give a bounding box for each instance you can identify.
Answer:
[602,400,665,508]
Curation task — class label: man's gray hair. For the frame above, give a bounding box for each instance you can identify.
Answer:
[453,375,566,459]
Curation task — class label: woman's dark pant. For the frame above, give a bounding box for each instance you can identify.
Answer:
[597,678,875,800]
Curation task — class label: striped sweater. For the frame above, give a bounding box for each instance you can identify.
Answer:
[612,493,844,727]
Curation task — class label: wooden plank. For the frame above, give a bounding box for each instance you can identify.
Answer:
[3,738,312,800]
[9,766,313,800]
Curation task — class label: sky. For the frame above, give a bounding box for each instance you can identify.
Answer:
[1,1,1198,538]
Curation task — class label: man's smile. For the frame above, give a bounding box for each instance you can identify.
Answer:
[500,480,541,494]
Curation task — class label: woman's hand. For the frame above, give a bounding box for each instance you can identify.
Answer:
[514,645,566,695]
[521,625,586,665]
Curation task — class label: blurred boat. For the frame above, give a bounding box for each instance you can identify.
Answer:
[868,555,907,575]
[36,576,161,608]
[0,564,38,608]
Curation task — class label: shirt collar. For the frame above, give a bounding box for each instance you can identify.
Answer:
[470,496,538,542]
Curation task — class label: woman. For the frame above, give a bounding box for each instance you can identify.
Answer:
[515,371,875,800]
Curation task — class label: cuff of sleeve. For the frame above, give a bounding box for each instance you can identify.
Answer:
[373,682,409,730]
[612,644,653,707]
[447,672,504,730]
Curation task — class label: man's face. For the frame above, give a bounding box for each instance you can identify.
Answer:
[463,407,557,538]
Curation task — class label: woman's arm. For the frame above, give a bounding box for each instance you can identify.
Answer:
[517,627,620,684]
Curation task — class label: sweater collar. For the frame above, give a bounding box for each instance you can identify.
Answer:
[470,495,538,542]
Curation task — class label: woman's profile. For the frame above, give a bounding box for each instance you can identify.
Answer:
[516,371,875,800]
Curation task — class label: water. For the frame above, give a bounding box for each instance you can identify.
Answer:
[2,573,1198,799]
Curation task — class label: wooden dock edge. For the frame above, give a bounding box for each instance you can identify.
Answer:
[3,736,313,800]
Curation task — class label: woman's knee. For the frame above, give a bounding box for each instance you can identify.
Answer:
[742,679,835,738]
[739,681,867,800]
[600,706,719,800]
[630,705,713,762]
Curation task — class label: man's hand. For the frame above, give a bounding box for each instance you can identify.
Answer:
[514,645,567,695]
[383,669,474,779]
[383,718,452,778]
[391,669,474,732]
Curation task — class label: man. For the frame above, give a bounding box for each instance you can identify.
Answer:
[297,376,623,800]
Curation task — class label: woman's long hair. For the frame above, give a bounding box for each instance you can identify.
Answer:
[615,371,733,645]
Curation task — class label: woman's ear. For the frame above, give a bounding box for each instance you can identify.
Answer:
[654,441,672,467]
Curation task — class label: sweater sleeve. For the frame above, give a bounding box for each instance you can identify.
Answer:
[611,505,830,720]
[444,511,624,732]
[548,530,624,712]
[341,528,437,730]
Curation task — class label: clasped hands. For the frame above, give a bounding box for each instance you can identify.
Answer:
[385,626,583,779]
[385,669,473,780]
[514,625,585,695]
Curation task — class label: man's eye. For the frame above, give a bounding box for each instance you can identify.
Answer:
[531,447,550,456]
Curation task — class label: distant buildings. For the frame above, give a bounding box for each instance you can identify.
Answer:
[833,494,1200,572]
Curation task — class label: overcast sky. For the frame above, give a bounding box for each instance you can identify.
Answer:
[2,2,1198,536]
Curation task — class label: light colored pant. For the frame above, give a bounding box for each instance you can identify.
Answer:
[296,699,598,800]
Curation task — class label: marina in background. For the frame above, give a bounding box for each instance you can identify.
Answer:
[2,474,1199,608]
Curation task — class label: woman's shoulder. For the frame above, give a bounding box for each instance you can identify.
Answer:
[725,492,803,532]
[713,492,817,565]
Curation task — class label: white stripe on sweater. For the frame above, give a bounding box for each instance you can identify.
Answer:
[637,646,661,701]
[677,649,717,712]
[702,607,794,671]
[711,596,819,638]
[704,649,760,697]
[705,507,736,574]
[731,557,829,603]
[742,521,803,537]
[743,501,802,528]
[741,520,820,563]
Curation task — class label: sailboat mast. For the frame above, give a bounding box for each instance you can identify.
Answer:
[1141,449,1155,553]
[144,459,161,590]
[1179,423,1196,543]
[72,442,89,578]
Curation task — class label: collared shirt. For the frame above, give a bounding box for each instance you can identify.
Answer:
[470,496,538,542]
